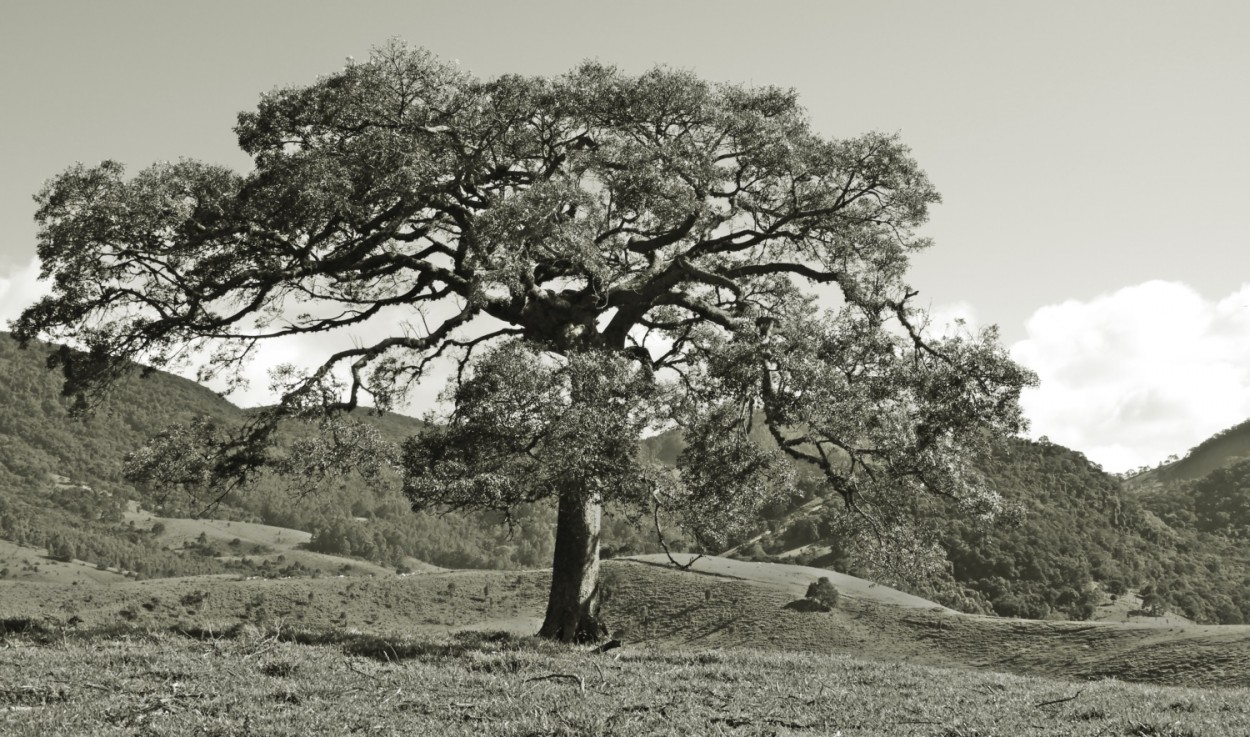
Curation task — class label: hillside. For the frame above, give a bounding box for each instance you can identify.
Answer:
[1140,458,1250,536]
[643,416,1250,623]
[0,334,666,578]
[747,435,1250,626]
[1126,418,1250,491]
[0,333,240,496]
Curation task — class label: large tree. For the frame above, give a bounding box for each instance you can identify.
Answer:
[14,41,1034,641]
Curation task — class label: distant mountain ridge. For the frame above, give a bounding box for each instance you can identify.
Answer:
[1126,419,1250,492]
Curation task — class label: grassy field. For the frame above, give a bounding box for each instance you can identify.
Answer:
[4,556,1250,735]
[2,627,1246,736]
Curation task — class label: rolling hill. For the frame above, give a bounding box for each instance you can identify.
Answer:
[8,331,1250,628]
[3,555,1247,689]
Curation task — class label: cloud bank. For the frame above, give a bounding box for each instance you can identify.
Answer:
[1011,281,1250,473]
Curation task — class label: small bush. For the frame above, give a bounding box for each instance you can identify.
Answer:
[805,577,840,609]
[180,590,210,608]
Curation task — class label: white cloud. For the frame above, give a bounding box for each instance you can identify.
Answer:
[195,304,462,415]
[1011,280,1250,473]
[926,300,980,338]
[0,257,51,329]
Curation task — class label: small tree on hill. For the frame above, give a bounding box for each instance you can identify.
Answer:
[46,534,76,563]
[1140,584,1167,616]
[806,577,840,609]
[14,41,1033,642]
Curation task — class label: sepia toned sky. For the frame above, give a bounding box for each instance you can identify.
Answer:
[1,1,1248,472]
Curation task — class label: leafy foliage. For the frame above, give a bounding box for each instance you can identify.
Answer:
[1144,458,1250,537]
[15,40,1030,530]
[805,576,840,609]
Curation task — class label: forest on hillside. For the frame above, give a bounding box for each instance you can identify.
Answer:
[727,435,1250,625]
[5,333,1250,623]
[0,334,673,577]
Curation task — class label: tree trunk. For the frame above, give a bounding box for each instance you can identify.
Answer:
[538,491,606,643]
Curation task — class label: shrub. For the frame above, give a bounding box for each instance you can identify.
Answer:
[180,590,209,608]
[805,577,840,609]
[47,535,76,562]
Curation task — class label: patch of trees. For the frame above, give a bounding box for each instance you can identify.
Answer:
[938,440,1250,623]
[0,492,233,578]
[303,500,679,570]
[1144,458,1250,537]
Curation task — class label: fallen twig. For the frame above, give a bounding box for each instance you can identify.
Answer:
[1034,690,1083,708]
[710,715,814,729]
[378,686,403,707]
[345,660,382,682]
[524,673,586,693]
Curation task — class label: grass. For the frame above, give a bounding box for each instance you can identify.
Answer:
[5,556,1250,734]
[599,562,1250,688]
[5,558,1250,688]
[0,567,551,635]
[2,626,1247,736]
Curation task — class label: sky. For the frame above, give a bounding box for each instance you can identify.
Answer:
[1,1,1248,473]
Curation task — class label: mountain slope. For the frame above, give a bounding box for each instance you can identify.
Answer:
[752,435,1250,625]
[0,333,240,494]
[0,334,663,574]
[1126,418,1250,491]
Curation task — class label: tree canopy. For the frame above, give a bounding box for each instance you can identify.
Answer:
[14,41,1034,641]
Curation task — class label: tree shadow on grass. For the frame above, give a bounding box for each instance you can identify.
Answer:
[0,617,61,642]
[173,623,559,662]
[783,598,832,613]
